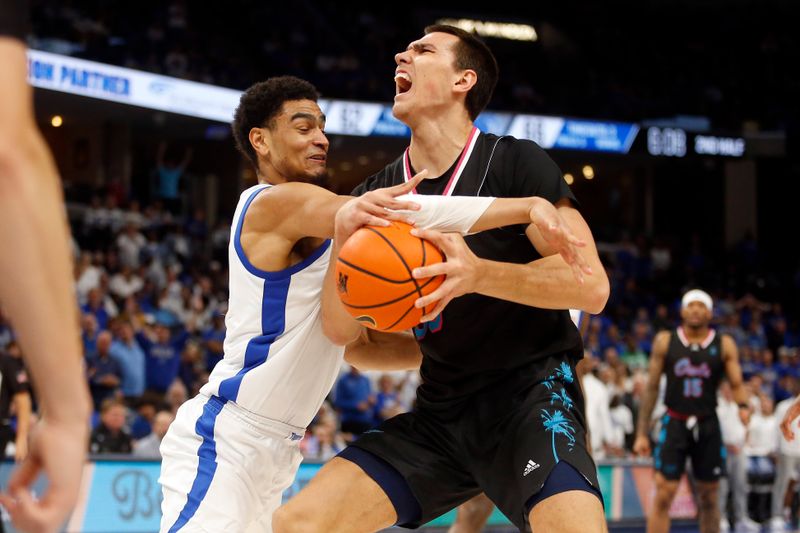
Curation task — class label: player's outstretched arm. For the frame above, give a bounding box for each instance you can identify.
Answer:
[410,198,608,321]
[0,38,91,533]
[345,329,422,371]
[393,194,592,281]
[632,331,670,457]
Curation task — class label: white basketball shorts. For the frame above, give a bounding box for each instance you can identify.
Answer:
[159,394,305,533]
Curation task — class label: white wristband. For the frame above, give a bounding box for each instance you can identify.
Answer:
[393,194,496,236]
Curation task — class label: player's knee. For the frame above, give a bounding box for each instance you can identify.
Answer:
[697,484,719,507]
[653,487,677,512]
[453,502,492,529]
[272,504,319,533]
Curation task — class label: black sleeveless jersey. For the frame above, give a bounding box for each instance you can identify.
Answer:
[0,0,29,41]
[663,328,725,417]
[353,131,582,413]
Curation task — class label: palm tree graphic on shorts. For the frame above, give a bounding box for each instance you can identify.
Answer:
[549,389,574,411]
[540,408,576,462]
[543,362,574,389]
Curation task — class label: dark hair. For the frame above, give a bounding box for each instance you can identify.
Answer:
[424,25,499,120]
[231,76,320,169]
[100,397,126,413]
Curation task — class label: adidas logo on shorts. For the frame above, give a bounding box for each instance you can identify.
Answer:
[523,460,540,477]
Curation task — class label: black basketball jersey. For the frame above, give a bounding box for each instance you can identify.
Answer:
[0,0,29,41]
[663,327,725,417]
[352,130,583,413]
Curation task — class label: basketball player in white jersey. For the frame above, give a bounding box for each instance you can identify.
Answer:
[157,76,425,533]
[159,76,591,533]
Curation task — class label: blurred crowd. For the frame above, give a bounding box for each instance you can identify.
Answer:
[0,178,798,527]
[27,1,797,130]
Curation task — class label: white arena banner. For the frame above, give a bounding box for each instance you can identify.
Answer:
[27,49,242,123]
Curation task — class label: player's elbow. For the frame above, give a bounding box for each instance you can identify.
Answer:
[0,135,26,188]
[273,504,322,533]
[584,274,610,315]
[0,132,47,190]
[321,316,360,346]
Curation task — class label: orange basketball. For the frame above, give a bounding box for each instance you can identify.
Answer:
[335,221,445,332]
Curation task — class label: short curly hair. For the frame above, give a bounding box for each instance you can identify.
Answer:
[231,76,320,169]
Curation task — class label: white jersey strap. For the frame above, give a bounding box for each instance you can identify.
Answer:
[402,126,481,196]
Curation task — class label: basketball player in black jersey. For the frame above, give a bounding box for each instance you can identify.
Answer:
[0,1,92,532]
[274,25,609,533]
[633,290,750,533]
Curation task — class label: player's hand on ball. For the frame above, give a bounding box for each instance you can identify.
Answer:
[410,228,483,322]
[334,170,428,241]
[528,198,592,285]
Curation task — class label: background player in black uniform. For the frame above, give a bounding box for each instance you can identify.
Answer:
[633,290,750,533]
[0,1,92,531]
[274,25,609,533]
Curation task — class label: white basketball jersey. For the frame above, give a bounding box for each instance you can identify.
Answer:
[200,184,344,428]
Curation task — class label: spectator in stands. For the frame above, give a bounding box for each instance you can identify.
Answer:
[652,304,673,333]
[334,366,374,437]
[133,410,174,458]
[302,421,346,462]
[75,251,104,302]
[0,309,13,352]
[86,331,123,409]
[373,374,404,425]
[745,393,779,524]
[761,349,780,391]
[116,221,146,269]
[718,380,749,532]
[165,379,188,416]
[82,287,113,330]
[129,394,160,440]
[135,320,188,395]
[608,394,634,456]
[109,321,146,402]
[0,341,32,462]
[582,356,616,458]
[82,194,110,249]
[185,208,209,244]
[201,312,226,372]
[621,333,648,370]
[155,141,192,215]
[109,265,144,300]
[81,312,101,357]
[178,341,206,395]
[771,392,800,532]
[90,398,133,454]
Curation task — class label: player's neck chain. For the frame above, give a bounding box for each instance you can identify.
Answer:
[403,126,480,196]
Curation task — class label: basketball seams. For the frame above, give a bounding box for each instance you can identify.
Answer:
[364,227,424,298]
[341,275,441,310]
[337,257,413,284]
